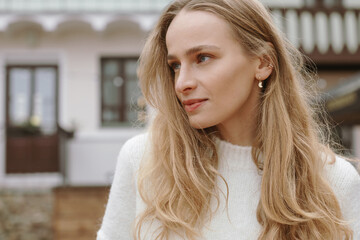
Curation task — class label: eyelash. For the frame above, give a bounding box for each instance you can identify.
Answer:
[168,53,212,72]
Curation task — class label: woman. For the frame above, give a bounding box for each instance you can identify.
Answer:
[97,0,360,239]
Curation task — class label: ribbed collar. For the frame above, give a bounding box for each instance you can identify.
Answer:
[215,138,258,171]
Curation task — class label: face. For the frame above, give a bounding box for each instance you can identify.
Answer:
[166,10,262,131]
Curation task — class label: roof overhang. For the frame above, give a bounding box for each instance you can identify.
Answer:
[0,13,159,33]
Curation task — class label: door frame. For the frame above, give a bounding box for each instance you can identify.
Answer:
[5,64,60,173]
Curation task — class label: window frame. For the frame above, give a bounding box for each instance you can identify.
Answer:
[100,56,142,127]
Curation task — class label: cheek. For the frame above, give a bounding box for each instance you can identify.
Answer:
[211,71,256,117]
[214,68,253,98]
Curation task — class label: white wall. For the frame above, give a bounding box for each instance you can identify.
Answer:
[66,128,144,186]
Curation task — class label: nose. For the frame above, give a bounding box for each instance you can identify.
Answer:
[174,66,197,95]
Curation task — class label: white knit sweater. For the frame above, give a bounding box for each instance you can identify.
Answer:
[97,133,360,240]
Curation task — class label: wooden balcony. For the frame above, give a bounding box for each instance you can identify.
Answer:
[269,5,360,67]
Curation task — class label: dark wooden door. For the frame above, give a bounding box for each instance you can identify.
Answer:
[6,66,59,173]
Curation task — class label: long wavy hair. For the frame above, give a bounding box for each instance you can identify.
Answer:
[135,0,353,239]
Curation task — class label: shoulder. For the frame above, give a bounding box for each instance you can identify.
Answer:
[324,155,360,198]
[120,132,150,156]
[118,132,150,169]
[324,156,360,234]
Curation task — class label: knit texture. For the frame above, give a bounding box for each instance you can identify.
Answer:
[97,133,360,240]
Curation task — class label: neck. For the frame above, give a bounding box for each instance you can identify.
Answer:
[217,118,256,146]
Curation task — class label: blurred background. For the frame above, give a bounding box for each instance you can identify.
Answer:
[0,0,359,239]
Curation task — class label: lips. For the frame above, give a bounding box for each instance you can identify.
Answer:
[182,99,207,112]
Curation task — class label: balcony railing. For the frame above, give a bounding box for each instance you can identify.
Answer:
[270,6,360,66]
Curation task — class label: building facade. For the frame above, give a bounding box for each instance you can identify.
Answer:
[0,0,359,188]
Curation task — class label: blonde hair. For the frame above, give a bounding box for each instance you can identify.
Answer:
[135,0,353,239]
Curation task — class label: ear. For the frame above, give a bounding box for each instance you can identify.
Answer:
[254,55,273,81]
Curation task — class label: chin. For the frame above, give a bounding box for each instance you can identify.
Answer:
[189,117,216,130]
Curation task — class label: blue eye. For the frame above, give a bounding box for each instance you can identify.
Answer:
[170,63,181,71]
[198,55,210,63]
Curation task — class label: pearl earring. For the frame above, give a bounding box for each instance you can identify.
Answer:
[256,74,263,88]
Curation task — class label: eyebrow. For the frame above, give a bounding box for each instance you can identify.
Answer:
[167,45,220,61]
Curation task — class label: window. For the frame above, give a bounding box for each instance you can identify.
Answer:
[100,57,146,126]
[7,66,58,135]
